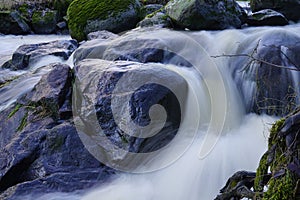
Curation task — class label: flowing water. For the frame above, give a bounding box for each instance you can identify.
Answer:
[1,23,300,199]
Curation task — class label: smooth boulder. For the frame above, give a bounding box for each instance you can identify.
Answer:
[32,10,58,34]
[67,0,141,42]
[165,0,246,30]
[74,59,187,153]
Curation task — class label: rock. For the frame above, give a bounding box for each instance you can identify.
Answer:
[32,10,58,34]
[2,40,78,70]
[0,63,115,198]
[0,122,115,199]
[74,59,187,153]
[165,0,246,30]
[0,10,31,34]
[250,0,300,22]
[56,21,67,29]
[140,4,164,19]
[20,63,73,119]
[247,9,289,26]
[74,28,192,67]
[87,30,119,41]
[138,9,172,28]
[231,30,300,116]
[67,0,141,42]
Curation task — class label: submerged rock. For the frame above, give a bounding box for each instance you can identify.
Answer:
[231,30,300,116]
[2,40,78,70]
[165,0,246,30]
[67,0,141,42]
[250,0,300,22]
[247,9,289,26]
[74,28,192,67]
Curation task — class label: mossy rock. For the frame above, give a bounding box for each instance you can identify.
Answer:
[67,0,141,42]
[32,10,58,34]
[53,0,73,20]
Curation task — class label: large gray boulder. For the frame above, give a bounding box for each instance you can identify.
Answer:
[165,0,246,30]
[250,0,300,22]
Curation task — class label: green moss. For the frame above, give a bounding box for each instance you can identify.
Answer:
[263,171,295,200]
[67,0,136,41]
[8,103,22,119]
[268,118,285,148]
[254,152,269,192]
[32,10,57,24]
[17,111,28,132]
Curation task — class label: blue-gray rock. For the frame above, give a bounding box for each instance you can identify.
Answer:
[73,59,187,153]
[165,0,246,30]
[247,9,289,26]
[231,30,300,116]
[2,40,78,70]
[138,10,172,28]
[140,4,164,19]
[87,30,119,41]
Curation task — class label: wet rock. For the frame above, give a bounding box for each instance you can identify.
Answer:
[231,30,300,116]
[250,0,300,22]
[247,9,289,26]
[165,0,246,30]
[20,63,73,119]
[0,122,115,199]
[2,40,78,70]
[74,59,187,153]
[74,28,192,67]
[0,10,31,35]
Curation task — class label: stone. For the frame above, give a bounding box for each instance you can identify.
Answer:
[231,30,300,116]
[165,0,246,30]
[2,40,78,70]
[138,9,172,28]
[67,0,141,42]
[140,4,164,19]
[32,10,58,34]
[0,10,31,35]
[250,0,300,22]
[247,9,289,26]
[73,59,187,153]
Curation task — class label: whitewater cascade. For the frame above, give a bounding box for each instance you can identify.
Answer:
[1,23,300,200]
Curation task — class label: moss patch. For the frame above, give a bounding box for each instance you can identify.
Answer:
[67,0,136,41]
[8,103,22,119]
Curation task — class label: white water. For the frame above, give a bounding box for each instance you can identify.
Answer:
[2,23,300,199]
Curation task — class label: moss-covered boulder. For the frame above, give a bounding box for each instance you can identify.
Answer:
[250,0,300,22]
[67,0,141,42]
[165,0,246,30]
[32,10,58,34]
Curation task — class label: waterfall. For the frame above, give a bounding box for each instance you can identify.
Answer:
[1,22,300,200]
